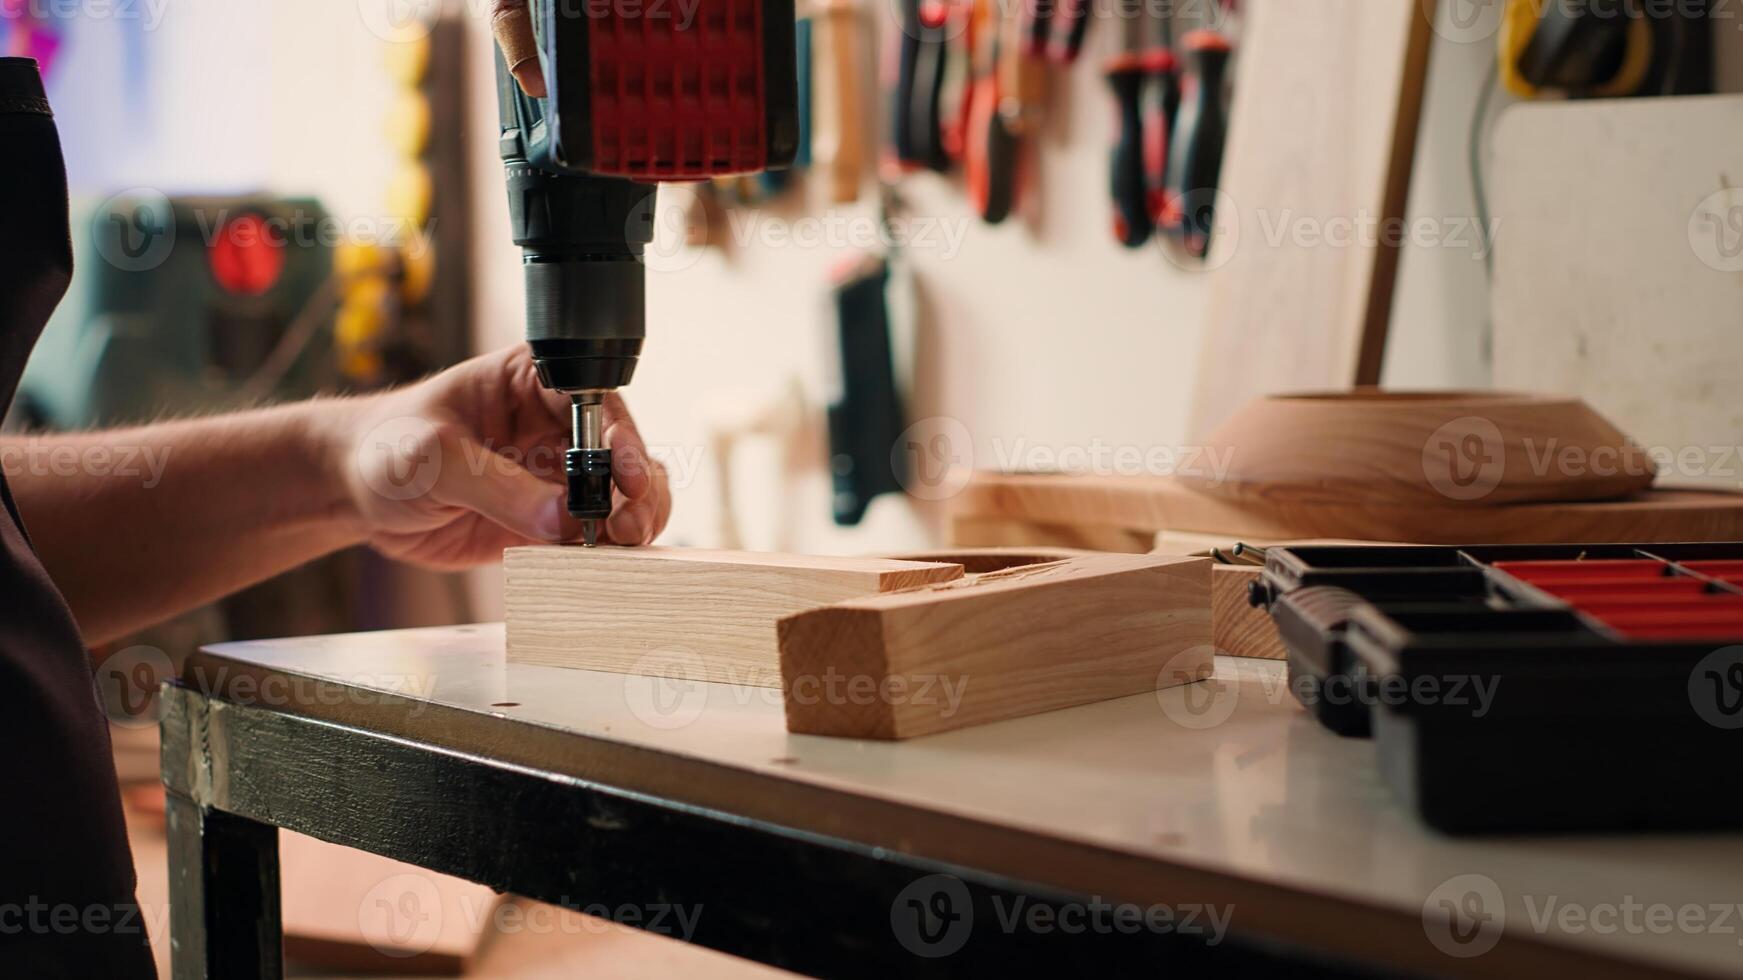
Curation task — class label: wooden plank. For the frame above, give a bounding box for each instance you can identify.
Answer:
[1211,565,1286,661]
[505,546,963,686]
[1491,95,1743,492]
[777,554,1212,739]
[281,832,503,974]
[949,514,1156,552]
[875,546,1098,573]
[1189,0,1435,438]
[954,472,1743,545]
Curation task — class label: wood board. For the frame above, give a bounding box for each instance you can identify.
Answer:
[1190,0,1435,438]
[777,554,1212,739]
[1211,564,1287,661]
[504,546,963,685]
[1490,95,1743,493]
[281,831,503,973]
[953,472,1743,544]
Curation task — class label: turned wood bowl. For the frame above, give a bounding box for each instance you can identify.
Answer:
[1176,390,1656,508]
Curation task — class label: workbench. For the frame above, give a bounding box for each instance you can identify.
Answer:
[160,624,1743,979]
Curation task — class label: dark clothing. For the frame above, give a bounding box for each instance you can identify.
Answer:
[0,58,156,977]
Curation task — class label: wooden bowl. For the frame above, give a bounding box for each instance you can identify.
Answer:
[1176,390,1656,508]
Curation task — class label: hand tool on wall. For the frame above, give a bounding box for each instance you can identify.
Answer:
[824,255,908,525]
[1162,28,1232,259]
[1049,0,1092,63]
[1142,9,1182,230]
[997,0,1048,137]
[1019,0,1089,64]
[963,0,1018,222]
[761,10,815,195]
[1105,2,1152,247]
[892,0,953,172]
[495,0,798,544]
[819,0,865,202]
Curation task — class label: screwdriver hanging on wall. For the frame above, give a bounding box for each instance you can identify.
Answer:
[1162,29,1232,259]
[1105,1,1153,248]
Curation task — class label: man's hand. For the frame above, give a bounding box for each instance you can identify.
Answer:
[338,345,671,569]
[491,0,547,97]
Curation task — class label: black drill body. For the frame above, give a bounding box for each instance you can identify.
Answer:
[496,58,654,536]
[494,0,799,542]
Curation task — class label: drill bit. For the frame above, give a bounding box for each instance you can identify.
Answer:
[568,393,611,547]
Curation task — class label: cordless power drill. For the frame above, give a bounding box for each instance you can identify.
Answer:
[496,0,799,544]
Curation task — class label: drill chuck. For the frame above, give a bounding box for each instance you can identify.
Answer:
[565,447,614,521]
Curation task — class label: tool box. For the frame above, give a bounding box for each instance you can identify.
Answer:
[1251,543,1743,834]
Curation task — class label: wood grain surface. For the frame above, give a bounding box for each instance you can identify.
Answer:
[281,831,503,974]
[505,546,963,686]
[1190,0,1434,438]
[777,554,1212,739]
[1211,565,1286,661]
[954,472,1743,544]
[1186,391,1655,508]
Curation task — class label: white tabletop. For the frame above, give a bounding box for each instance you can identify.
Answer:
[193,624,1743,979]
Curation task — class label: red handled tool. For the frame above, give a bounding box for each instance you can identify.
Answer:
[1141,9,1181,228]
[965,0,1018,222]
[893,0,953,172]
[1162,27,1232,258]
[1104,5,1152,247]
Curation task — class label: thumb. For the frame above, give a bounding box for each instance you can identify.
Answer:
[430,434,566,542]
[491,0,547,98]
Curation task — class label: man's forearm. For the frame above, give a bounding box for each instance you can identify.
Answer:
[2,402,366,645]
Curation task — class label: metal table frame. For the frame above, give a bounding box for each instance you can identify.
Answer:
[159,682,1372,979]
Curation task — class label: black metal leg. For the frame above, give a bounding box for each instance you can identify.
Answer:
[166,791,283,980]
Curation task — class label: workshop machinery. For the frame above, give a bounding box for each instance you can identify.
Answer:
[495,0,799,544]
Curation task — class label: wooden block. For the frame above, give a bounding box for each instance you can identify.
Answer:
[876,546,1098,574]
[777,554,1212,739]
[280,831,502,974]
[505,546,964,686]
[954,472,1743,545]
[949,514,1156,553]
[1211,565,1287,662]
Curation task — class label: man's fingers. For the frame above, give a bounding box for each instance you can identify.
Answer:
[490,0,547,98]
[602,393,655,500]
[606,494,655,545]
[649,460,673,539]
[430,432,565,542]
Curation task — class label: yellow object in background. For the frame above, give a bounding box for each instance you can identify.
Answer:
[386,161,433,228]
[384,31,430,85]
[1498,0,1653,98]
[388,90,432,158]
